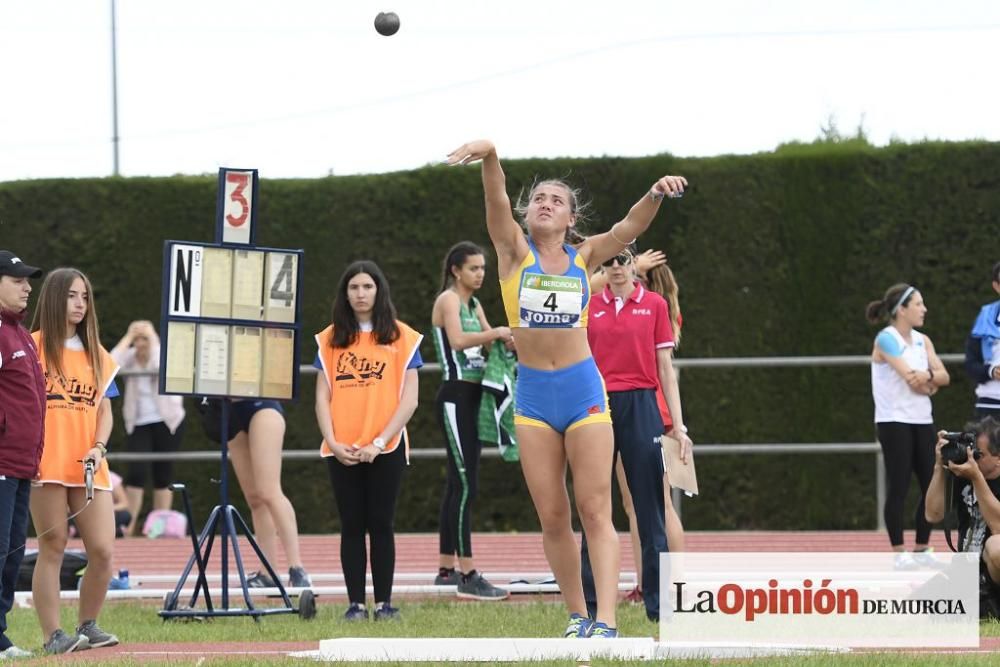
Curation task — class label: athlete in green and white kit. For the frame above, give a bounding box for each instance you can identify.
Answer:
[432,241,512,600]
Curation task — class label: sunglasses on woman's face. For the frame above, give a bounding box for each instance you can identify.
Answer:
[602,254,632,268]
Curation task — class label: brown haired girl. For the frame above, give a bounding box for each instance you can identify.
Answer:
[30,268,120,653]
[314,260,423,622]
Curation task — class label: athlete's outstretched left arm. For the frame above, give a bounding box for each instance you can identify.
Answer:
[584,175,687,269]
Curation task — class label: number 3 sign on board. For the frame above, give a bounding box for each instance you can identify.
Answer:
[221,170,254,244]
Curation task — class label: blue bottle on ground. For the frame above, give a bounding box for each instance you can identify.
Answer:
[109,568,130,590]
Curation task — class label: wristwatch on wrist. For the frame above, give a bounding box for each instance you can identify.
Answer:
[372,437,386,452]
[94,441,108,456]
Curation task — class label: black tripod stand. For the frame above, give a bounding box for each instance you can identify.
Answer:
[159,400,315,620]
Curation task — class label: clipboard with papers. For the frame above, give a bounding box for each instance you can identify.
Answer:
[662,434,699,496]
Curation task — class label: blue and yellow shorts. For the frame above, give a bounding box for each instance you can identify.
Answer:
[514,356,611,434]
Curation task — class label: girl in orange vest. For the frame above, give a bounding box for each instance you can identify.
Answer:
[29,268,120,654]
[314,261,423,622]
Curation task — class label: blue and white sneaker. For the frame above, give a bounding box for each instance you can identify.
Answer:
[588,621,619,638]
[564,613,594,638]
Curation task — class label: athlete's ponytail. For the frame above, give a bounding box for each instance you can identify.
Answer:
[866,283,914,324]
[439,241,485,293]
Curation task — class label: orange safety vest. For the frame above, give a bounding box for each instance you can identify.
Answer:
[32,332,118,490]
[315,321,423,459]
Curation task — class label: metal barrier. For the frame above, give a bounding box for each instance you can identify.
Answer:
[112,353,967,529]
[115,352,964,377]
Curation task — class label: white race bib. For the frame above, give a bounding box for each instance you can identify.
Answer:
[519,273,583,328]
[464,345,486,368]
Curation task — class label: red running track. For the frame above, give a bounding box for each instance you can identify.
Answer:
[29,529,951,579]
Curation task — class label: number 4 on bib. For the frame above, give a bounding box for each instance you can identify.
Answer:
[519,273,583,328]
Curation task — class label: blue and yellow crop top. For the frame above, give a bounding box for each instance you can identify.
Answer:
[500,240,590,328]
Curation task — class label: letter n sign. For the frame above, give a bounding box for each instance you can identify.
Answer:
[168,244,203,317]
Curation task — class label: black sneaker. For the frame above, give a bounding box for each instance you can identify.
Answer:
[344,603,369,621]
[456,572,509,601]
[434,569,460,585]
[373,603,401,621]
[246,571,277,588]
[288,566,312,588]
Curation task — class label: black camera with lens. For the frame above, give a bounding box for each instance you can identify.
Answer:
[940,431,982,466]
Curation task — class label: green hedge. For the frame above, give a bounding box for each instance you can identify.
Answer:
[2,140,998,534]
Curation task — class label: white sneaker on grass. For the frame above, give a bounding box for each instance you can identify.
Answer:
[0,645,34,659]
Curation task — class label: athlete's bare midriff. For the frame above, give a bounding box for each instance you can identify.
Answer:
[510,327,592,370]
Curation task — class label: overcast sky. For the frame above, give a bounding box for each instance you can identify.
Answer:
[1,0,998,182]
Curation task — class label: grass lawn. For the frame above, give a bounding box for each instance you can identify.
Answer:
[3,598,999,665]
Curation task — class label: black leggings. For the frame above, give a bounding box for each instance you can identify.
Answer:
[437,381,483,559]
[326,444,406,605]
[124,421,185,489]
[877,421,936,547]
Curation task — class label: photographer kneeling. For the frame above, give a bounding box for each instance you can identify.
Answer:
[925,416,1000,617]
